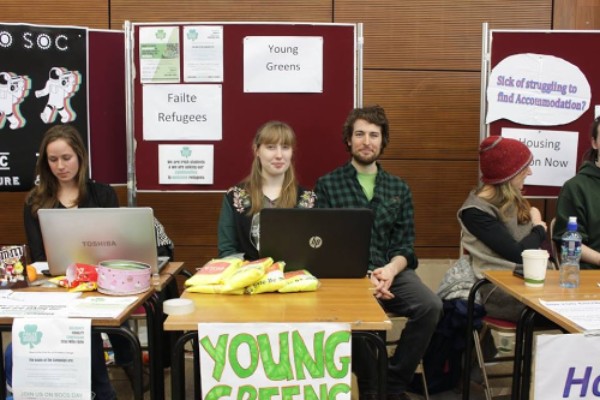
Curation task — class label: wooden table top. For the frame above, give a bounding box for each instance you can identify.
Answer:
[164,278,392,332]
[0,262,184,327]
[484,270,600,333]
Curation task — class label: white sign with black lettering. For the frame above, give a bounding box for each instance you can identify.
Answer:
[501,128,578,187]
[143,84,222,141]
[243,36,323,93]
[12,318,91,400]
[159,144,214,185]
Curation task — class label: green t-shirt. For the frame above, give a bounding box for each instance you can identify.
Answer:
[357,172,377,201]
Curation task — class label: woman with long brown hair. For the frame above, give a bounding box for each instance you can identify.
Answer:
[217,121,316,260]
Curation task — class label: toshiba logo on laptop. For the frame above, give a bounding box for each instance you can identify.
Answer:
[81,240,117,247]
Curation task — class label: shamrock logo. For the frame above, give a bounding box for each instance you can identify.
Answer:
[181,147,192,158]
[187,29,199,41]
[155,30,167,40]
[19,324,43,348]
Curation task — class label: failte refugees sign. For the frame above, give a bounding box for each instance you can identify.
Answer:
[198,322,352,400]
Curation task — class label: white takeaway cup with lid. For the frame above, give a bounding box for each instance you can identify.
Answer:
[521,249,549,287]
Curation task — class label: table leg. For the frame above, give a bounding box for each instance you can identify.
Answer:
[144,293,162,400]
[462,278,490,400]
[520,308,537,400]
[96,326,143,400]
[353,331,387,400]
[171,330,196,400]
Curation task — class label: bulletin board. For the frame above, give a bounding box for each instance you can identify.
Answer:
[487,30,600,197]
[0,24,125,191]
[88,30,126,185]
[130,22,358,192]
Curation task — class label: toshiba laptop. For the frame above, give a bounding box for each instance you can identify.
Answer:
[38,207,169,276]
[259,208,373,278]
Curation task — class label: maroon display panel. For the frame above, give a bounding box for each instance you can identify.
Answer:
[489,31,600,197]
[88,30,127,184]
[133,23,355,191]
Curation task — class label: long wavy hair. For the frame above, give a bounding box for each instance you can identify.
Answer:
[26,125,89,216]
[476,178,532,224]
[244,121,298,215]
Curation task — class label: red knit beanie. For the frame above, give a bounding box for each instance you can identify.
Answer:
[479,136,533,185]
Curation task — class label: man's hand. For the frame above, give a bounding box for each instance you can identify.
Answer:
[370,256,407,300]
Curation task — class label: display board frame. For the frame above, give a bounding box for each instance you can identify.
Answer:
[127,21,361,195]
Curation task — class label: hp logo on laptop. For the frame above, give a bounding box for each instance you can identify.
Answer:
[309,236,323,249]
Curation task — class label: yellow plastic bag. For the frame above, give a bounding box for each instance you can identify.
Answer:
[223,257,273,291]
[245,261,286,294]
[278,270,320,293]
[185,258,243,287]
[186,284,244,295]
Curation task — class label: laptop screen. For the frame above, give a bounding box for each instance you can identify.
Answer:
[38,207,159,276]
[259,208,373,278]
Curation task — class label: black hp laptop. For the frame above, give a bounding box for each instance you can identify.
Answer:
[259,208,373,278]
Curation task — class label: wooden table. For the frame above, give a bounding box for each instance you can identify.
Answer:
[0,288,154,400]
[463,270,600,400]
[0,261,185,400]
[164,278,392,400]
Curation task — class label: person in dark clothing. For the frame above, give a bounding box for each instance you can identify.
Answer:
[554,117,600,269]
[22,124,134,400]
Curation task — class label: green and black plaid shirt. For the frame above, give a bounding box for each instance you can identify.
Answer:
[314,162,417,271]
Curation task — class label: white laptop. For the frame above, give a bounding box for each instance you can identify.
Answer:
[38,207,168,276]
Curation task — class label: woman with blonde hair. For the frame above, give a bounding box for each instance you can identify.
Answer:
[218,121,316,260]
[439,136,547,321]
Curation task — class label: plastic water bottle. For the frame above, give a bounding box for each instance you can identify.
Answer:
[560,216,581,288]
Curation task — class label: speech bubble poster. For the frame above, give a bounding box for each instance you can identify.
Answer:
[487,53,591,126]
[198,322,352,400]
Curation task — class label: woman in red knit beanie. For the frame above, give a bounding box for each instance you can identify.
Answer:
[438,135,548,322]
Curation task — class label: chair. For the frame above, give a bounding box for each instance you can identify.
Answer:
[385,314,430,400]
[471,315,516,400]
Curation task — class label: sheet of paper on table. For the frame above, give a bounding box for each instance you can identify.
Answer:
[539,299,600,331]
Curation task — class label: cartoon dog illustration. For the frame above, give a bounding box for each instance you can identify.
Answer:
[35,67,81,124]
[0,72,30,130]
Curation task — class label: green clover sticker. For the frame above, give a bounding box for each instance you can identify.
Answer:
[19,324,43,348]
[155,30,166,40]
[187,29,199,41]
[181,147,192,158]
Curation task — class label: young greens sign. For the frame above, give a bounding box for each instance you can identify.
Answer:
[198,323,352,399]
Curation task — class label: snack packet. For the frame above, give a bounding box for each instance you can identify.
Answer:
[222,257,273,291]
[186,284,244,295]
[185,258,243,287]
[245,261,286,294]
[278,270,320,293]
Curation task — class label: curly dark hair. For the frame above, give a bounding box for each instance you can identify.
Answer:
[342,105,390,152]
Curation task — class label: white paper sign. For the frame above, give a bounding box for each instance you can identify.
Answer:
[244,36,323,93]
[183,25,224,82]
[139,26,181,83]
[159,144,214,184]
[198,323,352,399]
[501,128,578,187]
[12,318,91,400]
[534,334,600,399]
[143,84,222,141]
[487,53,591,126]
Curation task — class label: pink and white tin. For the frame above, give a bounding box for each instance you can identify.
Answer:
[97,260,151,295]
